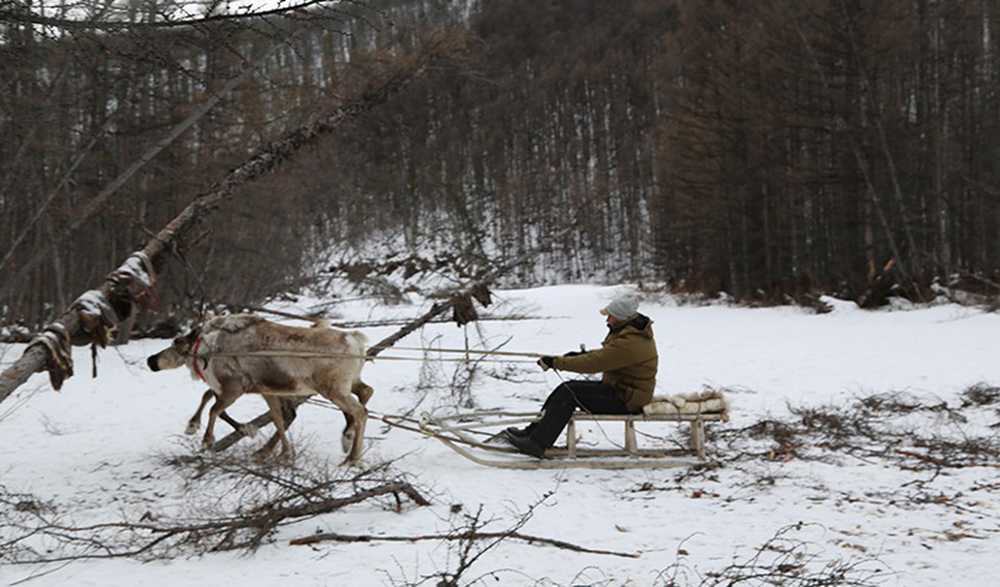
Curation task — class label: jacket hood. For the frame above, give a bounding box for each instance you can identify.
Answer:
[610,313,653,338]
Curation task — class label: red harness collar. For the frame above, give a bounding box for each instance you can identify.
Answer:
[191,336,208,382]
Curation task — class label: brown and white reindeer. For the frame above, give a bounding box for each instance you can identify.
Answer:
[147,314,373,463]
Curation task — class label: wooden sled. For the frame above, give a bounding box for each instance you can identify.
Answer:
[384,410,719,470]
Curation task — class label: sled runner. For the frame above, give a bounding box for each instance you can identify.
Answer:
[387,391,728,470]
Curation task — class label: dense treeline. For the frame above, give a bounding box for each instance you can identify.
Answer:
[313,0,676,284]
[315,0,1000,301]
[657,0,1000,301]
[3,0,1000,328]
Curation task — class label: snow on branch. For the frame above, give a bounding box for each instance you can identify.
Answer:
[24,324,72,391]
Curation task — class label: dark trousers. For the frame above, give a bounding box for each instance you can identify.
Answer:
[526,380,634,448]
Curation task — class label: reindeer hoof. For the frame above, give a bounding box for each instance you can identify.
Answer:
[201,436,215,451]
[253,447,289,464]
[240,424,258,438]
[253,444,276,462]
[185,422,200,435]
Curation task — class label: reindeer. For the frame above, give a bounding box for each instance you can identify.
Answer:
[147,315,373,463]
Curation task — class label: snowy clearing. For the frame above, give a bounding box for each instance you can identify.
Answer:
[1,284,998,586]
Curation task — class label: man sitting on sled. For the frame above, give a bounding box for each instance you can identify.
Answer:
[505,293,659,458]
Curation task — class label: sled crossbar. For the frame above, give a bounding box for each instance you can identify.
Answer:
[566,412,725,460]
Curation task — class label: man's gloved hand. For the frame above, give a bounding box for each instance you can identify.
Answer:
[563,350,584,357]
[537,356,555,371]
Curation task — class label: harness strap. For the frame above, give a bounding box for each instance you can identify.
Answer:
[191,336,208,382]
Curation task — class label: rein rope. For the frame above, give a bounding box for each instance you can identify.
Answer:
[195,348,541,364]
[547,364,628,451]
[185,343,628,450]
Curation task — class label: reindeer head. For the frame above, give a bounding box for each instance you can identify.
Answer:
[147,328,201,372]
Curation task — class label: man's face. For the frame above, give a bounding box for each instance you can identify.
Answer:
[606,314,620,327]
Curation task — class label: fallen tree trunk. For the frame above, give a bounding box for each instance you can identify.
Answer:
[327,314,561,329]
[0,35,458,408]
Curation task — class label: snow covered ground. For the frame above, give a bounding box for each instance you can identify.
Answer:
[1,284,998,586]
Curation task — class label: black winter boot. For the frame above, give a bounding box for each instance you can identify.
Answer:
[506,433,546,459]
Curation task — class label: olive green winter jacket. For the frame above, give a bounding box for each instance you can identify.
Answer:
[551,314,658,411]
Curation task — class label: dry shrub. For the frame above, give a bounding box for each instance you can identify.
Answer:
[1,446,428,565]
[960,383,1000,407]
[711,390,1000,470]
[656,524,889,586]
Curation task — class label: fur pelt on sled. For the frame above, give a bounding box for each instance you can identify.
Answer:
[642,388,730,422]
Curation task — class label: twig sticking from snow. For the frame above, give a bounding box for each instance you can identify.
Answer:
[657,523,891,586]
[380,489,619,587]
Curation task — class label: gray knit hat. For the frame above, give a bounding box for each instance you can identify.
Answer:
[600,294,639,320]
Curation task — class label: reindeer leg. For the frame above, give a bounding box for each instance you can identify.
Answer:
[186,389,214,435]
[340,382,373,445]
[255,431,281,459]
[327,388,367,465]
[344,395,367,464]
[203,381,240,451]
[257,394,293,462]
[250,396,296,459]
[279,398,298,433]
[189,389,249,436]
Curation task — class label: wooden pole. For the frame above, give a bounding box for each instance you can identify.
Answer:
[210,232,568,452]
[388,346,546,358]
